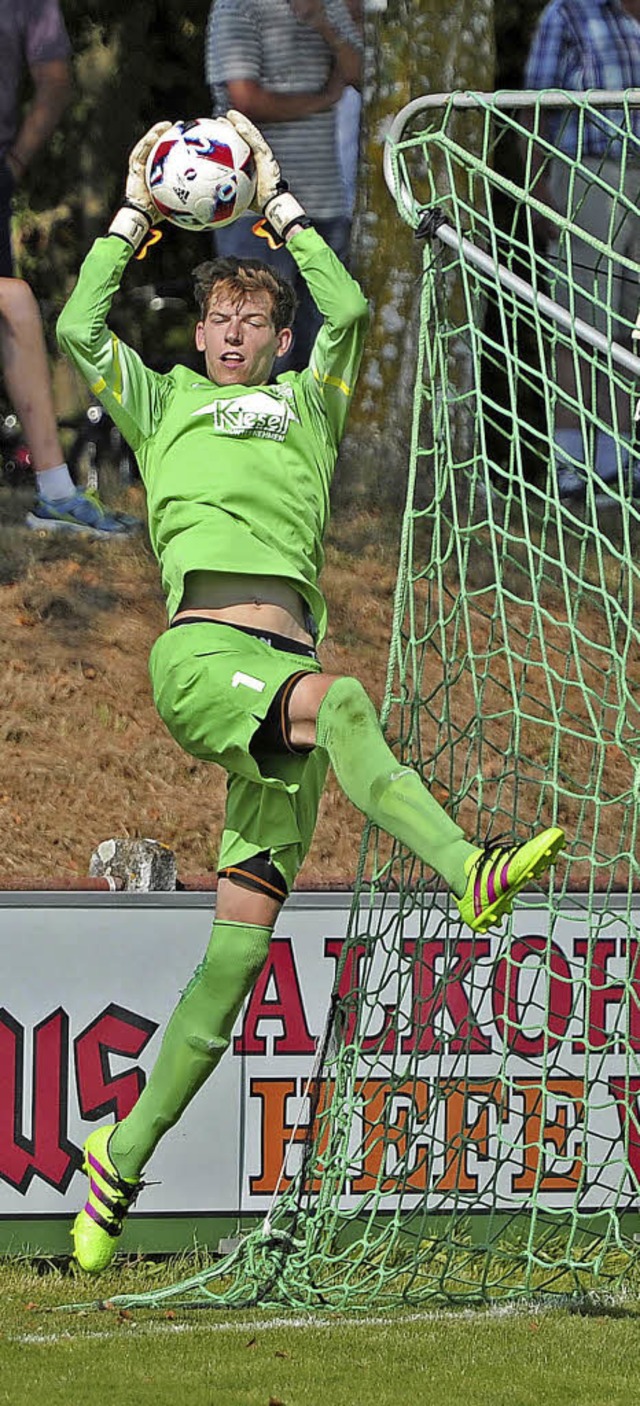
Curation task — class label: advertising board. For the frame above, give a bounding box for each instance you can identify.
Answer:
[0,891,638,1252]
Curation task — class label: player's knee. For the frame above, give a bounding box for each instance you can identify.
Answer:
[321,676,375,733]
[218,850,289,903]
[252,670,317,757]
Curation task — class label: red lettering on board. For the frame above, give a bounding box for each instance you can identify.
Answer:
[0,1007,80,1194]
[235,939,315,1056]
[325,940,396,1052]
[74,1004,158,1123]
[401,937,492,1055]
[609,1075,640,1186]
[493,937,572,1055]
[573,938,640,1054]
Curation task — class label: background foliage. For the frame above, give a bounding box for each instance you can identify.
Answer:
[15,2,210,309]
[12,1,547,436]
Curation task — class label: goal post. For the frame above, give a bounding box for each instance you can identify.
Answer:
[79,92,640,1314]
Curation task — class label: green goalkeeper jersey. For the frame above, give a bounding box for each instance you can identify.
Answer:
[57,228,369,640]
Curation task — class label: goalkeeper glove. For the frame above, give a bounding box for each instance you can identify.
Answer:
[109,120,172,251]
[225,109,310,241]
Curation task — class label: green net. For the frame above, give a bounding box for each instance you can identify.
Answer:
[101,92,640,1313]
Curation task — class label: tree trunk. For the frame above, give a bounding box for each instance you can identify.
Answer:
[337,0,495,507]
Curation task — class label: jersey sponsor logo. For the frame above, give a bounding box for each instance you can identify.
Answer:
[192,386,299,442]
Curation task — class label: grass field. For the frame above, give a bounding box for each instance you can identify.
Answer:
[2,1257,640,1406]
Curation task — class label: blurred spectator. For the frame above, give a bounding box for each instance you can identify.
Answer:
[0,277,136,535]
[335,0,363,219]
[0,0,73,276]
[525,0,640,502]
[205,0,363,371]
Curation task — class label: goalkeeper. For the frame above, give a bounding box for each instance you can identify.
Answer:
[57,114,565,1273]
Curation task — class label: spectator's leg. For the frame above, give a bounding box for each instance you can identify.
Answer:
[593,160,640,486]
[549,157,637,494]
[0,277,65,471]
[545,162,592,491]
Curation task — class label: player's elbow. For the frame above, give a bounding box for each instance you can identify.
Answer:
[56,302,86,361]
[344,290,369,334]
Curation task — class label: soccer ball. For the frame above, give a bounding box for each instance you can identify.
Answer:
[145,117,257,231]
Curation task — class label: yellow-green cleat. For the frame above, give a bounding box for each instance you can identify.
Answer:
[72,1125,142,1273]
[455,826,565,934]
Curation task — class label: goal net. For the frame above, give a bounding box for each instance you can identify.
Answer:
[103,91,640,1313]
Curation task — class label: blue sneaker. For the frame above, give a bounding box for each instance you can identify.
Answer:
[26,488,138,537]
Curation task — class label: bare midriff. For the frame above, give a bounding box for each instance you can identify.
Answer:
[172,570,314,647]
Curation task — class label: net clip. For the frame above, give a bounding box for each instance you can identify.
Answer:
[416,207,447,241]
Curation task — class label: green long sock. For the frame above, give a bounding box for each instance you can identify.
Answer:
[316,677,476,895]
[109,920,271,1181]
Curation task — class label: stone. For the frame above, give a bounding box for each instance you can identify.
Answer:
[89,838,177,891]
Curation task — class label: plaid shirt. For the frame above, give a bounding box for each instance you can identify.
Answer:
[525,0,640,154]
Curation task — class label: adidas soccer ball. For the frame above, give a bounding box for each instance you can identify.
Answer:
[145,118,257,231]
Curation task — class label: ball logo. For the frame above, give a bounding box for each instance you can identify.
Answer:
[215,176,238,207]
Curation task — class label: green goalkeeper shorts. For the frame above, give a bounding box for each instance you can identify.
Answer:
[149,620,328,893]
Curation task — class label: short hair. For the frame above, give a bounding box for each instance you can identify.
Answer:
[192,256,297,333]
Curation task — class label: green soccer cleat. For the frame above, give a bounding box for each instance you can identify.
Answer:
[455,826,565,934]
[72,1125,142,1273]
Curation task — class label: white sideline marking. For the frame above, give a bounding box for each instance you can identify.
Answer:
[9,1301,542,1345]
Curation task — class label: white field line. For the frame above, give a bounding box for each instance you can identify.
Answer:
[9,1301,555,1346]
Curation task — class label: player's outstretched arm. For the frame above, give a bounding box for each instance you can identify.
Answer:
[108,120,172,252]
[57,123,174,452]
[226,109,368,446]
[225,109,310,244]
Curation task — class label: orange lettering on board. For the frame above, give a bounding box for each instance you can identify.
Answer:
[250,1078,304,1196]
[435,1080,506,1194]
[511,1078,584,1194]
[249,1076,333,1197]
[350,1078,429,1194]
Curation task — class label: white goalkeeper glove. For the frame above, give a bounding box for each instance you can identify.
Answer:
[225,109,310,241]
[109,120,172,251]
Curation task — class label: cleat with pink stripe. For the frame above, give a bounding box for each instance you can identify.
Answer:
[72,1124,142,1273]
[454,826,565,933]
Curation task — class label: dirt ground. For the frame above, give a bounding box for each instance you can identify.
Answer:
[1,480,637,893]
[0,483,399,887]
